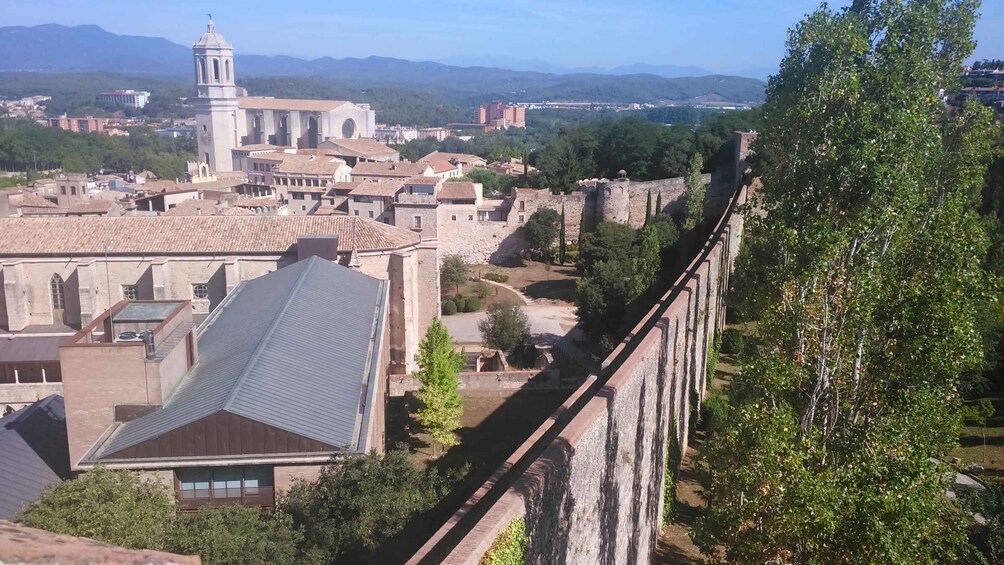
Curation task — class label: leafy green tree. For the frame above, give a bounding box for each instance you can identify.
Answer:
[440,254,468,295]
[164,505,308,565]
[522,207,561,260]
[478,302,530,353]
[577,221,637,273]
[281,450,452,565]
[655,191,663,216]
[961,398,997,464]
[647,213,679,250]
[644,189,653,226]
[695,1,996,562]
[414,318,465,453]
[682,152,704,231]
[17,466,174,550]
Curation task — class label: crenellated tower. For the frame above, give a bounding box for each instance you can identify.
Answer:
[193,18,238,172]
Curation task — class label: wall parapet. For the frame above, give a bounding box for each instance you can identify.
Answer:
[408,180,749,565]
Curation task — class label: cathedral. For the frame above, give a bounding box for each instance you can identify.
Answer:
[193,19,376,172]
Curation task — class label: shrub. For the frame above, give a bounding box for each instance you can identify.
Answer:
[164,505,306,565]
[721,328,745,354]
[464,296,481,312]
[478,302,530,352]
[701,388,729,434]
[479,518,528,565]
[442,301,458,315]
[484,272,509,283]
[474,282,491,299]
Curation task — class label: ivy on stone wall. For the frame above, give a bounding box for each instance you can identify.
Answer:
[479,518,528,565]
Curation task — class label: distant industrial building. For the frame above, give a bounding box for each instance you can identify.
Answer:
[98,90,151,109]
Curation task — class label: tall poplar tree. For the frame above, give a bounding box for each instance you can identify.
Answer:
[695,1,996,562]
[682,152,705,230]
[414,318,465,456]
[559,204,567,264]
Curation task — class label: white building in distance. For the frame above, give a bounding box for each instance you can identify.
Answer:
[192,19,376,173]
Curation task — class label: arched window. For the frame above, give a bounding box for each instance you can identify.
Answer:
[199,59,208,84]
[50,274,65,310]
[225,59,231,81]
[213,59,220,82]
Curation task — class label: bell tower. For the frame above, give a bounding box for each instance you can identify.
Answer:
[193,18,238,172]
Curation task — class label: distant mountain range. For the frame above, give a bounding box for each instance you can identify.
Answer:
[0,24,766,104]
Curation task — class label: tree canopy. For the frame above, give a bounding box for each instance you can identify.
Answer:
[695,0,996,562]
[440,254,469,295]
[17,466,175,550]
[521,207,561,259]
[164,504,307,565]
[478,302,531,353]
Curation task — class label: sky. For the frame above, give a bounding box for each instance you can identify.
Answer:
[2,0,1002,77]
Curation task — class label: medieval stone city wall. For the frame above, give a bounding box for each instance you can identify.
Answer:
[408,180,748,565]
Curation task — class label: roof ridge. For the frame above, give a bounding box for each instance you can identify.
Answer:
[220,258,318,412]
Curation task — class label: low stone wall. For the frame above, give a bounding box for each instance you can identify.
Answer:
[0,382,63,411]
[407,181,747,565]
[388,369,564,397]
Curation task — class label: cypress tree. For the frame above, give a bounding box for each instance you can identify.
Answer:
[655,192,663,216]
[559,204,567,264]
[644,190,652,226]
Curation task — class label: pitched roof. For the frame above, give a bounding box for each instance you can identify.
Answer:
[420,151,487,165]
[423,158,460,174]
[238,97,347,113]
[404,176,442,186]
[0,216,420,256]
[96,257,387,457]
[162,199,226,216]
[320,138,400,159]
[439,181,479,201]
[0,395,71,520]
[18,195,57,208]
[269,153,349,176]
[232,197,279,207]
[351,162,432,178]
[328,181,362,194]
[349,179,405,197]
[0,520,200,565]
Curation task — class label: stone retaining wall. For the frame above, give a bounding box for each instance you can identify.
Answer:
[407,181,748,565]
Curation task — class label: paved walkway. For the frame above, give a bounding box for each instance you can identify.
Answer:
[442,303,576,344]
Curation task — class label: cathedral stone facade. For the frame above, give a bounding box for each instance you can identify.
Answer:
[193,20,376,173]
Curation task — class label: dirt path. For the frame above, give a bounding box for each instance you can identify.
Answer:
[653,436,706,564]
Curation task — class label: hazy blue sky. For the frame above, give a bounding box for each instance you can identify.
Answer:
[3,0,1002,75]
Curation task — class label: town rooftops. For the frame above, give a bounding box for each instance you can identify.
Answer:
[233,144,289,152]
[267,153,349,176]
[0,215,420,256]
[18,194,57,208]
[238,96,347,113]
[438,182,479,201]
[0,395,70,520]
[422,158,460,174]
[87,257,388,462]
[351,161,432,178]
[349,179,406,198]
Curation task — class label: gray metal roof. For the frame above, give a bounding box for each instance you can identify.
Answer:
[99,257,387,457]
[0,395,71,519]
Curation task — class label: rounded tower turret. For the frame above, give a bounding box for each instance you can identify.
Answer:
[596,170,631,225]
[193,18,238,172]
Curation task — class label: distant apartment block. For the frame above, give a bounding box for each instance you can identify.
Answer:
[98,90,151,109]
[476,102,526,130]
[374,125,418,144]
[417,127,452,141]
[46,116,106,133]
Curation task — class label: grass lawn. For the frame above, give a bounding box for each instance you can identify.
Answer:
[446,279,524,309]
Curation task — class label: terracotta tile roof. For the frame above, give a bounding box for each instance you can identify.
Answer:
[423,158,459,174]
[273,154,349,176]
[162,199,226,216]
[329,181,362,193]
[349,179,405,197]
[438,181,479,201]
[312,204,347,216]
[233,197,279,207]
[404,176,442,186]
[66,200,115,215]
[351,162,432,178]
[288,185,328,194]
[320,138,399,159]
[18,195,57,208]
[238,96,347,112]
[223,207,255,216]
[420,151,486,166]
[0,216,420,256]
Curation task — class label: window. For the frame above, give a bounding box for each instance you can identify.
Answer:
[519,200,525,211]
[518,213,525,223]
[413,215,423,229]
[60,186,66,195]
[213,59,220,81]
[192,283,209,300]
[292,193,303,200]
[199,59,207,83]
[176,466,274,508]
[122,284,138,300]
[202,125,207,133]
[469,215,474,221]
[354,210,359,216]
[451,215,457,221]
[301,205,307,211]
[225,59,231,81]
[368,210,374,218]
[50,274,65,310]
[70,187,77,196]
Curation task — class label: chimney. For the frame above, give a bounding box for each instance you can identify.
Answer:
[297,235,340,262]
